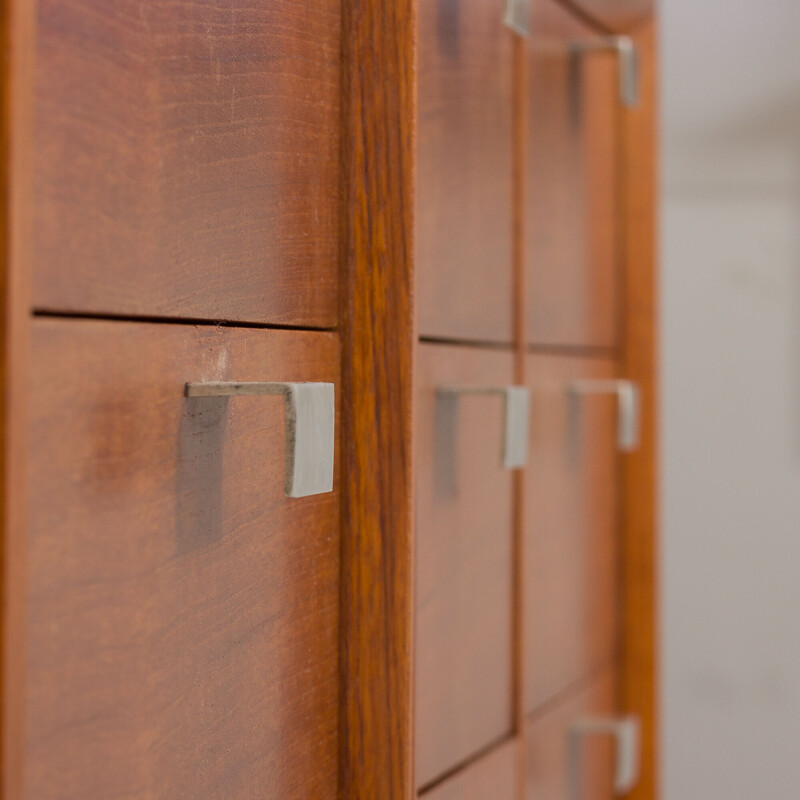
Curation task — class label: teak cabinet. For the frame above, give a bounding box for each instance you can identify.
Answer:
[0,1,657,799]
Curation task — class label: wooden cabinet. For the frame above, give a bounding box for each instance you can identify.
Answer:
[417,0,514,344]
[525,355,620,711]
[415,343,515,787]
[27,320,340,798]
[527,0,620,347]
[525,668,617,800]
[420,740,518,800]
[0,2,657,799]
[34,0,341,326]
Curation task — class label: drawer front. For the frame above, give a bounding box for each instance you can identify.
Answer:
[527,0,619,347]
[421,739,517,800]
[34,1,340,326]
[415,343,515,787]
[525,355,619,711]
[526,669,616,800]
[27,320,340,799]
[555,0,653,32]
[417,0,514,344]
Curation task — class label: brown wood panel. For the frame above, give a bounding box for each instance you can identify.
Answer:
[1,0,36,796]
[33,1,340,326]
[511,31,529,800]
[416,343,516,788]
[417,0,514,344]
[525,354,619,712]
[525,668,616,800]
[555,0,653,33]
[27,319,340,799]
[527,0,619,347]
[337,0,416,797]
[421,739,518,800]
[619,19,658,800]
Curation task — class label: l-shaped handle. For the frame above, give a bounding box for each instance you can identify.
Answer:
[568,715,641,798]
[437,385,530,468]
[569,379,641,453]
[185,382,335,498]
[503,0,531,37]
[569,36,640,108]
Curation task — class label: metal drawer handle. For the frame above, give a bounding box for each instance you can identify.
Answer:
[185,382,335,498]
[568,715,641,798]
[569,36,640,108]
[503,0,531,37]
[569,379,641,453]
[437,386,530,468]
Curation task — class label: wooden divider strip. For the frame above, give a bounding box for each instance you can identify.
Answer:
[618,17,659,800]
[338,2,418,798]
[2,0,35,796]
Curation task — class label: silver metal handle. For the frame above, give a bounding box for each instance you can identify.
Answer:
[569,36,640,108]
[437,386,530,468]
[185,382,335,498]
[568,715,641,798]
[569,379,641,453]
[503,0,530,37]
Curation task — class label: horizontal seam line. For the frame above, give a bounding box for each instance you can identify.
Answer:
[32,309,337,333]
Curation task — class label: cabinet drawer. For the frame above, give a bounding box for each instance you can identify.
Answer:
[27,320,340,799]
[525,355,619,711]
[421,739,517,800]
[417,0,514,344]
[525,669,616,800]
[527,0,619,347]
[555,0,653,32]
[415,343,516,787]
[34,1,340,326]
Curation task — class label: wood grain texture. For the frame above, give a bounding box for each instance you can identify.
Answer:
[1,0,35,797]
[511,29,530,800]
[554,0,653,33]
[417,0,514,344]
[421,739,518,800]
[524,355,620,712]
[618,19,658,800]
[338,0,416,798]
[27,320,341,799]
[415,344,515,788]
[525,668,616,800]
[527,0,619,347]
[34,0,341,326]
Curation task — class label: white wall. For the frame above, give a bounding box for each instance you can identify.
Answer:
[662,2,800,798]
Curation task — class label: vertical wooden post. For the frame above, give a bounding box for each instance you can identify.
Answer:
[338,1,417,798]
[1,0,34,797]
[619,17,659,800]
[511,25,529,800]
